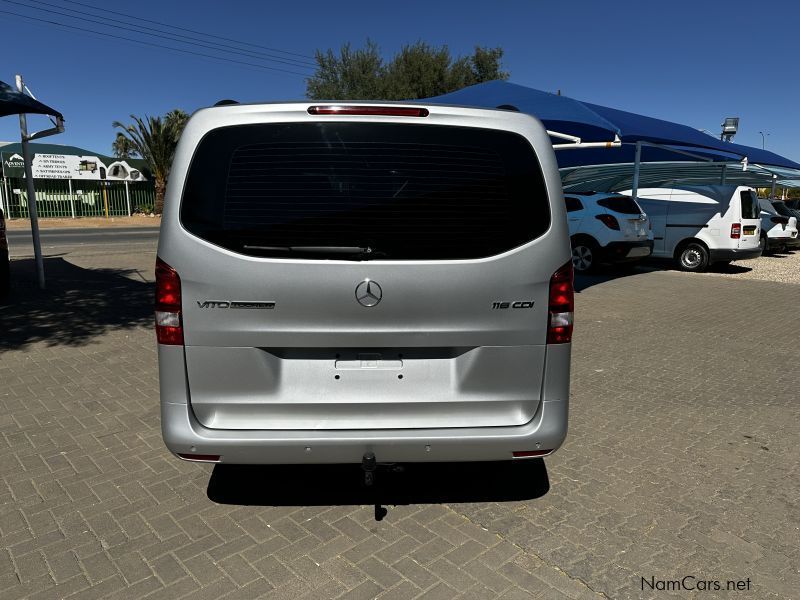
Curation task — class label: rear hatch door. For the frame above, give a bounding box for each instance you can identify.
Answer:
[168,108,563,430]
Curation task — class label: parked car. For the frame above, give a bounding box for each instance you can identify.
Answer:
[758,199,799,254]
[562,192,653,272]
[157,101,572,467]
[786,207,800,230]
[620,185,762,272]
[769,200,800,249]
[0,207,9,299]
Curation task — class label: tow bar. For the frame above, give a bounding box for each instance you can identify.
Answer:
[361,452,387,521]
[361,452,377,486]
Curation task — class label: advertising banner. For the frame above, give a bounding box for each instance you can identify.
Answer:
[1,152,144,181]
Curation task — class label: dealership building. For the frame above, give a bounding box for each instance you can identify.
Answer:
[0,141,155,218]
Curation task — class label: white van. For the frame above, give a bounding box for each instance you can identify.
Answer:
[619,185,761,271]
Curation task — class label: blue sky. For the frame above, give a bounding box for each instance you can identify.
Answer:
[1,0,797,161]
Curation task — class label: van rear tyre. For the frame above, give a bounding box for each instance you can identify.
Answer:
[677,242,709,272]
[759,235,770,256]
[0,253,9,300]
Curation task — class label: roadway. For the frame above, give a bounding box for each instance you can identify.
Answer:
[6,226,160,257]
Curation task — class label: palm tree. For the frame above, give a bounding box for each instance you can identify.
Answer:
[111,132,136,159]
[112,110,188,214]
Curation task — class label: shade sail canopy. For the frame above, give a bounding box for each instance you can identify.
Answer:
[424,81,800,171]
[425,80,620,144]
[561,161,800,193]
[0,80,63,120]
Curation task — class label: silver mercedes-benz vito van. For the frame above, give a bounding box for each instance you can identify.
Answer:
[157,102,572,465]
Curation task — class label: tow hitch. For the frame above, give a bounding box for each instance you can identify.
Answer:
[361,452,377,486]
[361,452,388,521]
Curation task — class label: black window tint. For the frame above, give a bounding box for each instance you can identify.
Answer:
[738,191,759,219]
[596,196,642,215]
[180,122,550,260]
[771,201,792,218]
[564,197,583,212]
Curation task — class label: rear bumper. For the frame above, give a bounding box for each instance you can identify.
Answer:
[599,240,653,262]
[159,343,570,464]
[709,247,762,262]
[766,229,799,246]
[161,398,568,464]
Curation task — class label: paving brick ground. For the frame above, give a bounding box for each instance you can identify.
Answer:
[1,247,798,599]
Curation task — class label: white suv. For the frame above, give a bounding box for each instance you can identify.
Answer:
[759,198,798,254]
[564,192,653,272]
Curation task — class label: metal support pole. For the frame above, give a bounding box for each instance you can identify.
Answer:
[68,178,75,219]
[4,178,10,215]
[124,180,131,216]
[720,164,727,185]
[631,142,642,201]
[102,183,109,219]
[770,175,777,199]
[16,75,45,290]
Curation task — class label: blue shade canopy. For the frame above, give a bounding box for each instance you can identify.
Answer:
[424,81,800,171]
[425,80,620,144]
[582,101,800,168]
[0,80,63,120]
[560,161,800,193]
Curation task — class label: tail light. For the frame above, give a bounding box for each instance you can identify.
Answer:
[770,216,789,225]
[547,261,574,344]
[595,214,620,230]
[307,105,429,117]
[730,223,741,239]
[155,257,183,345]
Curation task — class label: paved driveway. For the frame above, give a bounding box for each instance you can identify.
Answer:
[1,246,798,599]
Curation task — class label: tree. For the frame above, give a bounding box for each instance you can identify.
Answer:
[306,41,509,100]
[112,132,137,159]
[307,40,386,100]
[112,109,189,214]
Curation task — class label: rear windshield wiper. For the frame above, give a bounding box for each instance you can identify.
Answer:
[241,245,382,258]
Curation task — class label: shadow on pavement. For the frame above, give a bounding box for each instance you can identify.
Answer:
[574,263,658,293]
[0,257,153,350]
[707,262,752,274]
[207,459,549,513]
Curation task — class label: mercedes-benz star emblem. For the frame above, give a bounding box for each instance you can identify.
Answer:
[355,280,382,307]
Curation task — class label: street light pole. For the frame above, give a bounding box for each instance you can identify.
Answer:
[759,131,768,150]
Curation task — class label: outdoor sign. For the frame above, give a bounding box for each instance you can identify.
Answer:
[1,152,145,181]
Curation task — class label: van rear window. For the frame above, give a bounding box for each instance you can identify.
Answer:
[770,201,792,218]
[740,191,760,219]
[180,122,550,260]
[597,196,642,215]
